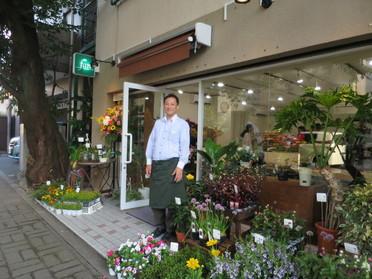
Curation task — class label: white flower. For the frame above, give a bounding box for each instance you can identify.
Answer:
[103,116,110,126]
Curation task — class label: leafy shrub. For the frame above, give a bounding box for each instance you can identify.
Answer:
[295,251,371,279]
[251,205,305,244]
[141,246,212,279]
[337,183,372,256]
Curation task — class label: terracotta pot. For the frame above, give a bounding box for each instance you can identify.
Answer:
[175,231,186,243]
[315,222,338,254]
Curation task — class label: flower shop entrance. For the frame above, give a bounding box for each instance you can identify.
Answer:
[120,82,171,210]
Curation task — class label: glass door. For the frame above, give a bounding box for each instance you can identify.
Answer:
[120,82,166,210]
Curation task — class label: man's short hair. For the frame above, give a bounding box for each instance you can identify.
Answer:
[164,93,179,105]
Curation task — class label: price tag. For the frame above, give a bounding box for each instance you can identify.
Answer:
[233,184,239,194]
[170,242,179,252]
[78,137,84,143]
[191,222,196,232]
[76,187,80,193]
[253,233,265,244]
[198,229,204,239]
[46,180,51,186]
[316,193,327,203]
[212,229,221,240]
[96,144,103,149]
[85,143,90,148]
[190,210,197,219]
[344,243,359,254]
[60,185,64,190]
[283,218,293,229]
[175,197,181,205]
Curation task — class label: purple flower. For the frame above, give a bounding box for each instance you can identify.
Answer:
[191,198,197,204]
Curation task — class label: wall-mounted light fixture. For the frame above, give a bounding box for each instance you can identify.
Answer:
[235,0,250,3]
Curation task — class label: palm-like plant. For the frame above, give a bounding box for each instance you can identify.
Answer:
[274,85,370,229]
[197,138,238,179]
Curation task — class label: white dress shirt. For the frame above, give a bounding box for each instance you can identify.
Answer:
[146,114,190,169]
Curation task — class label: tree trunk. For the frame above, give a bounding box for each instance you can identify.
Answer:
[4,0,69,186]
[319,168,345,229]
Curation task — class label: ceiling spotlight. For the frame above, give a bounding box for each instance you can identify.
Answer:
[217,82,224,88]
[270,106,276,111]
[369,60,372,66]
[241,100,247,106]
[297,78,304,84]
[206,94,212,99]
[277,96,283,102]
[144,96,149,100]
[235,0,250,3]
[177,89,183,94]
[247,89,254,94]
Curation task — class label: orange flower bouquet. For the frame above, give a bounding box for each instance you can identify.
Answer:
[96,106,123,145]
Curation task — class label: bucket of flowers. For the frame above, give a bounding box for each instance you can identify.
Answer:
[96,105,123,147]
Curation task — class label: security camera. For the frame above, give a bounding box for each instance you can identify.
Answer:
[260,0,273,9]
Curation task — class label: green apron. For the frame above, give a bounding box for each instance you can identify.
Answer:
[149,158,188,208]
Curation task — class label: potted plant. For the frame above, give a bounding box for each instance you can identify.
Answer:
[274,85,370,252]
[197,138,238,180]
[171,203,191,243]
[337,183,372,256]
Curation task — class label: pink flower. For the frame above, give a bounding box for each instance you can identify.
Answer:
[107,250,114,257]
[115,257,120,265]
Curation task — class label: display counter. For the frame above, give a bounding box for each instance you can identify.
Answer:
[258,176,327,230]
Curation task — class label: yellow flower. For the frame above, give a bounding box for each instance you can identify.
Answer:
[186,258,200,270]
[110,125,116,131]
[206,239,218,247]
[186,173,195,181]
[210,249,221,257]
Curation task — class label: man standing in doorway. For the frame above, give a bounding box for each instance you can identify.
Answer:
[145,93,190,240]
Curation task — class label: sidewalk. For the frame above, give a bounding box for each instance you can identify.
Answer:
[0,168,107,278]
[48,198,155,257]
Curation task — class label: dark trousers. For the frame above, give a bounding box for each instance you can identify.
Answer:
[152,208,175,233]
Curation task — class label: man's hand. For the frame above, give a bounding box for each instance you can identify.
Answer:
[172,167,183,183]
[145,165,152,178]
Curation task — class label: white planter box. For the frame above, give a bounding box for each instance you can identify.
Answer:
[82,202,103,214]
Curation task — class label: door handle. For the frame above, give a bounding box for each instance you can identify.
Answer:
[125,133,133,163]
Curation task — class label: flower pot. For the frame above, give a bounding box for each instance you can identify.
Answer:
[108,268,116,276]
[315,222,338,254]
[175,231,186,243]
[299,167,312,186]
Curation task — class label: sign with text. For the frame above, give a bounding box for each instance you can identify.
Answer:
[73,53,95,78]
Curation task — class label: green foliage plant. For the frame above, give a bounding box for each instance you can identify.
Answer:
[337,183,372,256]
[171,203,191,234]
[274,85,370,229]
[141,246,211,279]
[197,139,239,178]
[295,251,371,279]
[251,205,305,244]
[61,202,82,210]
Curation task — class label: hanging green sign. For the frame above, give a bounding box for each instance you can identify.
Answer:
[72,53,95,77]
